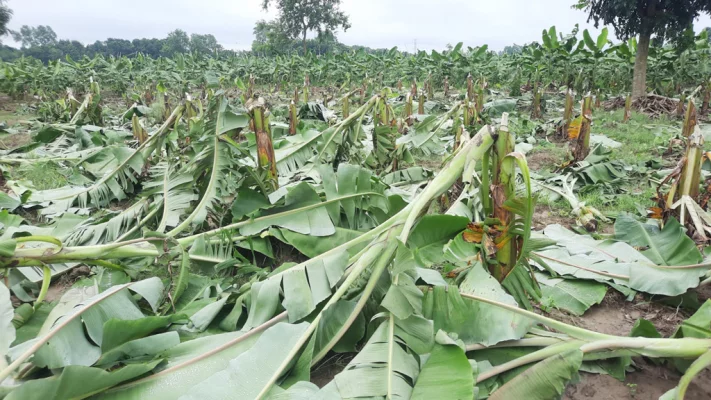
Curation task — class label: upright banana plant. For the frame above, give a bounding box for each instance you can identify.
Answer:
[623,93,632,123]
[677,93,687,117]
[475,77,486,114]
[562,89,574,135]
[490,114,517,280]
[571,95,593,162]
[288,100,298,135]
[249,99,278,191]
[426,72,434,99]
[531,81,542,119]
[303,74,310,103]
[470,113,539,307]
[657,99,710,240]
[131,114,148,144]
[682,99,697,138]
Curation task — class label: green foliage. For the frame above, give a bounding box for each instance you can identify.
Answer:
[0,1,10,40]
[577,0,711,42]
[11,25,57,48]
[262,0,351,52]
[161,29,190,57]
[1,28,229,63]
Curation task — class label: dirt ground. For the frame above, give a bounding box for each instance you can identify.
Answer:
[527,147,566,171]
[565,365,711,400]
[533,206,574,231]
[563,290,711,400]
[308,289,711,398]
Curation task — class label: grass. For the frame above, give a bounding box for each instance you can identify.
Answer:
[533,107,679,225]
[0,110,28,127]
[527,140,568,171]
[11,161,69,190]
[578,184,657,216]
[593,109,677,166]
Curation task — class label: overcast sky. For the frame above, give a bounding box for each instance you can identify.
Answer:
[4,0,711,52]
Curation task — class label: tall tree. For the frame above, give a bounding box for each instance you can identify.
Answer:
[105,38,135,56]
[252,19,293,55]
[0,0,11,43]
[261,0,351,54]
[189,33,222,55]
[11,25,58,48]
[576,0,711,99]
[161,29,190,57]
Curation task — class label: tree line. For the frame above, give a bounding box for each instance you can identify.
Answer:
[2,0,711,100]
[0,26,228,63]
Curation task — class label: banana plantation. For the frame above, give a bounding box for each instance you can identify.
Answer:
[3,25,711,400]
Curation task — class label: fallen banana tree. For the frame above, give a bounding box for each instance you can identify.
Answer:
[534,174,610,231]
[2,98,711,400]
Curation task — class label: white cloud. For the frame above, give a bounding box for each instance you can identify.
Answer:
[4,0,711,51]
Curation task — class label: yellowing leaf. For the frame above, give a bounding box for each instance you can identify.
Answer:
[462,223,484,243]
[568,116,583,139]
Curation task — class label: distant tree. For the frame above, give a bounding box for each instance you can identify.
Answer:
[55,40,86,60]
[132,38,164,58]
[0,0,11,43]
[0,44,20,60]
[161,29,190,57]
[86,40,107,57]
[261,0,351,54]
[105,38,134,56]
[189,33,222,54]
[575,0,711,99]
[11,25,57,48]
[502,44,523,55]
[252,19,293,55]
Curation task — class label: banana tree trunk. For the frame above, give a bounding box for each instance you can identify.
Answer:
[252,106,278,191]
[572,96,593,162]
[623,94,632,123]
[679,129,704,199]
[531,81,541,119]
[677,94,687,118]
[403,93,412,124]
[289,101,298,135]
[491,113,516,280]
[683,99,697,138]
[563,89,574,136]
[343,94,350,119]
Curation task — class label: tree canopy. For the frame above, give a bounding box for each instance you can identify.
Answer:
[261,0,351,53]
[0,0,12,42]
[11,25,57,48]
[576,0,711,97]
[0,28,232,63]
[576,0,711,41]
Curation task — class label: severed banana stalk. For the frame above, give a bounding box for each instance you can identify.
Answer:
[535,174,610,231]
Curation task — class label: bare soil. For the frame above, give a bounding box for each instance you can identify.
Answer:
[308,290,711,398]
[527,147,566,171]
[563,291,711,400]
[311,353,354,388]
[533,206,574,231]
[566,364,711,400]
[0,95,34,149]
[44,266,92,303]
